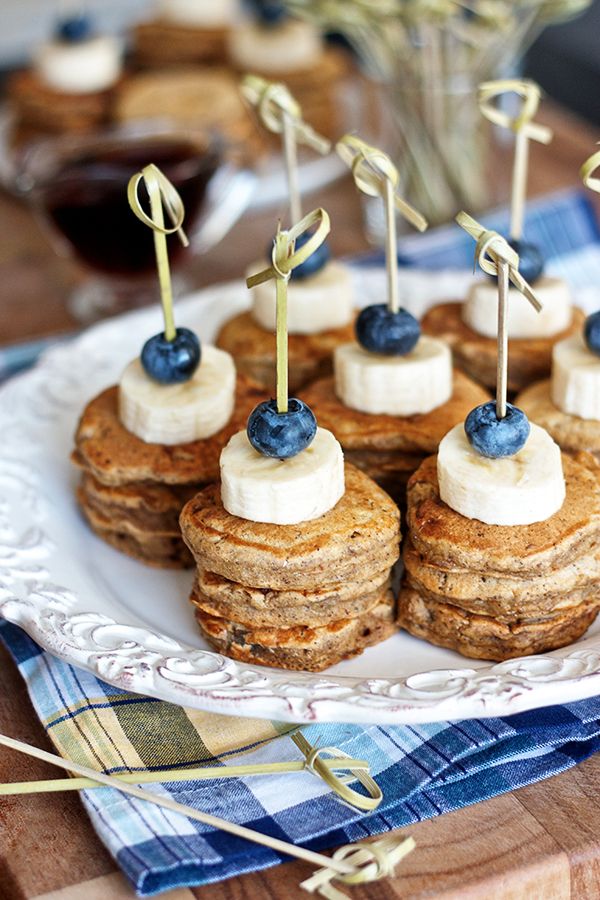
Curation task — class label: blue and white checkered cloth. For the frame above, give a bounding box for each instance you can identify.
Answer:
[3,189,600,896]
[4,620,600,896]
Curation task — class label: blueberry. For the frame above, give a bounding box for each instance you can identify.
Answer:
[486,238,544,285]
[247,398,317,459]
[251,0,287,26]
[141,327,201,384]
[464,401,530,459]
[509,239,544,284]
[584,311,600,357]
[267,232,330,281]
[56,14,93,43]
[355,304,420,356]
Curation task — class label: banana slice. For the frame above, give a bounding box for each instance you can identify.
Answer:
[463,276,572,339]
[34,36,122,95]
[250,261,353,335]
[552,333,600,420]
[158,0,238,26]
[228,19,322,74]
[334,337,452,417]
[220,428,344,525]
[438,423,565,526]
[119,345,236,445]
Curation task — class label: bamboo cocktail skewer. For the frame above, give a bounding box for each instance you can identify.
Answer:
[336,135,428,316]
[478,79,553,242]
[127,163,188,341]
[247,207,330,414]
[241,75,331,226]
[456,212,543,419]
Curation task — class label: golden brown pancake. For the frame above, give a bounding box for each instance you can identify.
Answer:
[132,20,229,67]
[195,596,396,672]
[180,462,401,590]
[421,302,584,393]
[517,379,600,460]
[8,69,115,135]
[78,498,193,569]
[73,375,263,487]
[190,569,392,627]
[406,453,600,577]
[404,539,600,621]
[216,311,356,394]
[78,472,198,535]
[398,588,600,662]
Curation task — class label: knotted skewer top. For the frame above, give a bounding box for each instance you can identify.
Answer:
[456,212,542,312]
[478,79,553,242]
[336,135,428,233]
[242,74,331,154]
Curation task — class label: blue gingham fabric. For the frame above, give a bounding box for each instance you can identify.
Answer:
[3,620,600,896]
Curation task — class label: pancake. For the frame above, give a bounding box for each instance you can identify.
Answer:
[78,500,193,568]
[300,370,489,453]
[195,596,396,672]
[404,540,600,621]
[190,569,392,627]
[517,379,600,460]
[421,302,584,394]
[133,21,229,67]
[74,375,263,487]
[7,69,114,135]
[406,453,600,577]
[78,472,199,535]
[216,311,356,394]
[180,463,401,590]
[398,588,600,661]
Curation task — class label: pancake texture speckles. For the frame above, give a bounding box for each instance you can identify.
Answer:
[180,463,401,590]
[195,598,396,672]
[407,453,600,576]
[398,589,600,662]
[301,369,489,453]
[72,374,263,568]
[74,375,263,487]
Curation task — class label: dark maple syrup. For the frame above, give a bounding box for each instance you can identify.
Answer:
[41,138,219,276]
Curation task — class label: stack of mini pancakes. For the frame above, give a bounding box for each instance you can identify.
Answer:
[72,378,263,568]
[180,464,401,671]
[398,453,600,660]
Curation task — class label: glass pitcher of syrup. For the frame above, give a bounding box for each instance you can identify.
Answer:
[15,122,256,321]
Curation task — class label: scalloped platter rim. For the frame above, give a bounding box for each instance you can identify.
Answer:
[3,273,600,724]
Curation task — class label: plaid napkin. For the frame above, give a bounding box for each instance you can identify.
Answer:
[4,620,600,897]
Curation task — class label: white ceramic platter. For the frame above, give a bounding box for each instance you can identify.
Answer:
[3,270,600,725]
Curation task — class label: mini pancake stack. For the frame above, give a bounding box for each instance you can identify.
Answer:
[180,463,400,671]
[181,206,401,671]
[398,452,600,661]
[132,0,238,67]
[72,376,263,568]
[399,210,600,663]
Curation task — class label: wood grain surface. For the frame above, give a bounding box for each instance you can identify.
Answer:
[1,100,600,899]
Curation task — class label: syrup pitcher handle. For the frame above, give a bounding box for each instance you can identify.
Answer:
[190,160,258,255]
